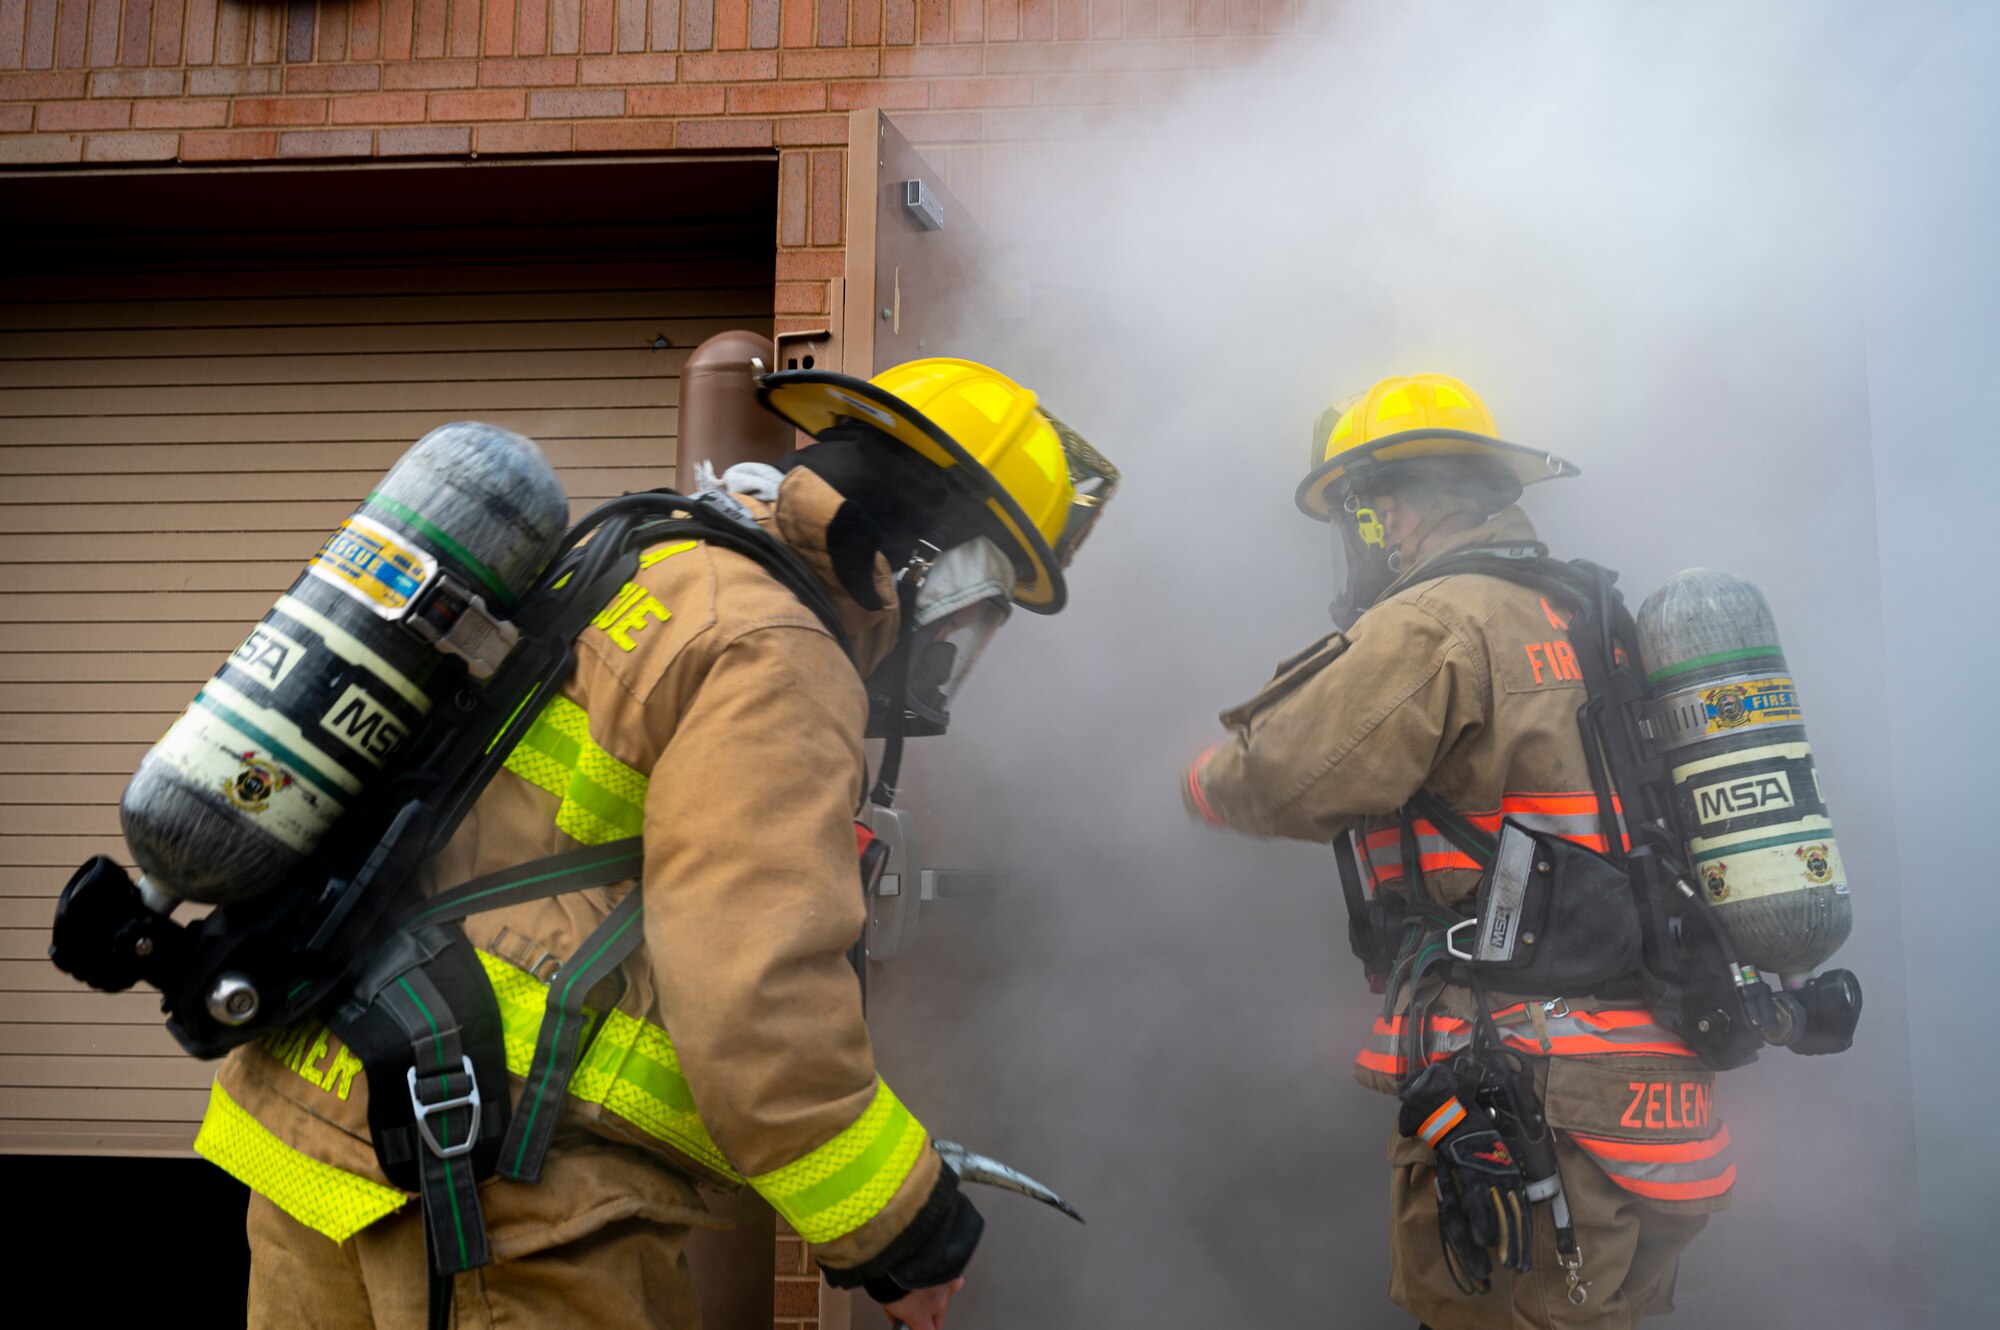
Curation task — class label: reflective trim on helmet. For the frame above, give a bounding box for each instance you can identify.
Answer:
[746,1077,930,1245]
[194,1078,409,1242]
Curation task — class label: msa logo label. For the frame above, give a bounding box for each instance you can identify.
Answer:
[320,684,407,766]
[1484,901,1518,957]
[232,623,308,691]
[1694,770,1794,824]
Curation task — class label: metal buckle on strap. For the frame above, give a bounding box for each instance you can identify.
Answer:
[406,1056,482,1160]
[404,574,521,680]
[899,539,943,590]
[1443,918,1477,961]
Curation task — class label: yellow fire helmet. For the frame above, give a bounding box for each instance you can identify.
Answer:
[1295,372,1579,520]
[757,358,1119,614]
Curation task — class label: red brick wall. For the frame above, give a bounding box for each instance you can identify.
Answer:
[773,1216,822,1330]
[1,1,1326,345]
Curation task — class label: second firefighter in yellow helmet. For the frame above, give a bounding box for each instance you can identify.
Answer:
[1296,372,1578,626]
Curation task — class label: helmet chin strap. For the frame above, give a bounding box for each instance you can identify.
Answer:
[867,541,941,808]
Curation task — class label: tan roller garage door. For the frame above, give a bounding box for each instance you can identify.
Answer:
[0,242,773,1155]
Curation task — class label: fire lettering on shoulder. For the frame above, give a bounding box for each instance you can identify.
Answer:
[590,541,699,652]
[1619,1079,1713,1131]
[593,584,670,651]
[1523,639,1584,685]
[259,1021,366,1101]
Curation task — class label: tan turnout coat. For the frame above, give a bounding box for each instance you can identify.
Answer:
[1185,508,1733,1216]
[212,467,940,1273]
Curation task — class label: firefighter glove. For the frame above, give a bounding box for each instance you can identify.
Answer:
[1400,1063,1531,1292]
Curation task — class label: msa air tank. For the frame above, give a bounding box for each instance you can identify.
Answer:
[1637,569,1851,984]
[119,422,569,906]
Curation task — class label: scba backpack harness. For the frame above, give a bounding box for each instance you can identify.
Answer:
[54,491,852,1329]
[1340,545,1860,1302]
[1349,544,1861,1075]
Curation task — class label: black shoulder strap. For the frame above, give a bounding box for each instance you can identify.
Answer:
[1405,788,1497,868]
[416,492,851,850]
[1395,548,1651,859]
[401,840,646,930]
[1332,833,1370,940]
[1333,832,1388,978]
[569,490,853,661]
[1399,549,1773,1069]
[397,838,650,1183]
[333,926,510,1295]
[493,888,646,1183]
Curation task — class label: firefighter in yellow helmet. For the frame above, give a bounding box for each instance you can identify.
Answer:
[202,358,1115,1329]
[1183,375,1729,1328]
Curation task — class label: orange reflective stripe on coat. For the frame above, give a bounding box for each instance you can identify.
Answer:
[1355,1013,1469,1077]
[1354,1005,1695,1077]
[1364,791,1629,887]
[1568,1124,1737,1202]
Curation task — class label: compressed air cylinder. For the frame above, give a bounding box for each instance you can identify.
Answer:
[119,422,569,905]
[1637,569,1851,983]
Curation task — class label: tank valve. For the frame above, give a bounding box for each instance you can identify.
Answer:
[1782,969,1863,1055]
[207,974,262,1026]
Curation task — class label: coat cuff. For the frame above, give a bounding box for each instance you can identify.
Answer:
[1182,743,1229,828]
[819,1163,984,1301]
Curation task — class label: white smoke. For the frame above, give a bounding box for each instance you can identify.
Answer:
[866,4,1991,1326]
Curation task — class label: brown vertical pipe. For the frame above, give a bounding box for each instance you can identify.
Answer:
[672,328,792,1320]
[677,330,798,481]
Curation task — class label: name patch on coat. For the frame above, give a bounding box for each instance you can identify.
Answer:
[1621,1079,1714,1131]
[260,1022,365,1101]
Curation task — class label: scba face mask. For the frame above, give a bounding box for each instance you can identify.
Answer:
[868,537,1014,738]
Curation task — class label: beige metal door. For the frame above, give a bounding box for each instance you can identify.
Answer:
[0,249,773,1155]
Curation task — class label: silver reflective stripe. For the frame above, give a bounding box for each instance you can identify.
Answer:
[1367,810,1629,884]
[1367,832,1470,875]
[1569,1125,1736,1200]
[1506,809,1629,846]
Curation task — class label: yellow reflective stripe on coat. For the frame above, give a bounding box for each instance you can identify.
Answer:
[747,1079,929,1244]
[475,949,740,1183]
[193,1078,408,1242]
[502,695,648,845]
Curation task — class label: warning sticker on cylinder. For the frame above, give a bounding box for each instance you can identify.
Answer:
[148,703,345,854]
[307,514,436,618]
[1698,677,1800,733]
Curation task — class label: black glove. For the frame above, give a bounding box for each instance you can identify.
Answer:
[1399,1063,1532,1293]
[819,1164,984,1304]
